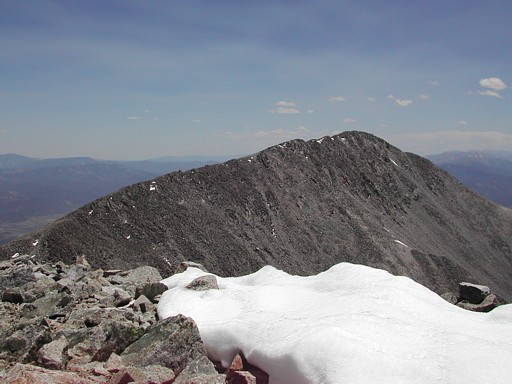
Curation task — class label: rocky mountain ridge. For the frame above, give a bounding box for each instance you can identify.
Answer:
[2,131,512,300]
[0,153,220,244]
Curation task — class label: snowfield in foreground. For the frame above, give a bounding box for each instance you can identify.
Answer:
[158,263,512,384]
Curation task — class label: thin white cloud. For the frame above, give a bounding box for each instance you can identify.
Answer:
[305,109,315,114]
[387,95,413,107]
[223,126,313,141]
[386,130,512,155]
[127,116,140,120]
[478,77,508,98]
[275,101,297,107]
[144,109,151,113]
[418,94,430,101]
[343,118,357,124]
[272,101,301,114]
[429,80,440,86]
[367,97,375,102]
[457,120,468,125]
[329,96,346,102]
[479,77,507,91]
[478,90,502,98]
[193,119,202,124]
[271,107,300,114]
[254,126,311,138]
[395,99,413,107]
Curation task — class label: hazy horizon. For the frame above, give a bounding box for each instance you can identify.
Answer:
[1,1,511,160]
[2,132,512,163]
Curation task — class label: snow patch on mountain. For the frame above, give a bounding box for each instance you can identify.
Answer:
[158,263,512,384]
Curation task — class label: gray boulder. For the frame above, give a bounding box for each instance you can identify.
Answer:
[99,286,133,307]
[186,274,219,291]
[37,337,67,370]
[135,281,168,303]
[121,315,222,379]
[2,363,97,383]
[0,265,35,291]
[132,294,154,313]
[65,319,145,366]
[108,265,162,286]
[459,282,491,304]
[0,317,52,365]
[20,292,72,319]
[1,288,24,304]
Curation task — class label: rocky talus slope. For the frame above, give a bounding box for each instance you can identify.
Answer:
[2,131,512,300]
[0,255,269,383]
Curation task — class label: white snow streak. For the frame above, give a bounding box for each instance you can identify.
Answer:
[394,239,409,247]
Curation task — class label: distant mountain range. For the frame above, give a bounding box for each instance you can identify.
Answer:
[0,154,229,243]
[2,132,512,301]
[428,151,512,208]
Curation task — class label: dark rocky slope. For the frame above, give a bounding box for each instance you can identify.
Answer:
[2,131,512,300]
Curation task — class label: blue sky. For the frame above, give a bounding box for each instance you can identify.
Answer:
[1,0,511,160]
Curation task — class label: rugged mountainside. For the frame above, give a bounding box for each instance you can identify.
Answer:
[0,163,155,224]
[428,151,512,208]
[0,154,220,244]
[2,131,512,300]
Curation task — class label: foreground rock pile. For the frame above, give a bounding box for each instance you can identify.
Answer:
[0,255,266,383]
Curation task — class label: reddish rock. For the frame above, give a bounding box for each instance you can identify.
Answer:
[37,337,67,370]
[227,370,257,384]
[107,366,147,384]
[226,352,268,384]
[457,293,500,312]
[2,363,97,383]
[229,353,244,371]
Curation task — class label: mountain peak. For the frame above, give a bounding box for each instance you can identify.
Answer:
[2,131,512,300]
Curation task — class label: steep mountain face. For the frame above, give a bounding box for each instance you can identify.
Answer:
[428,151,512,207]
[0,155,220,244]
[2,132,512,300]
[0,163,156,224]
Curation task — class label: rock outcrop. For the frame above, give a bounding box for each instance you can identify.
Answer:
[2,131,512,301]
[440,282,505,312]
[0,255,226,383]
